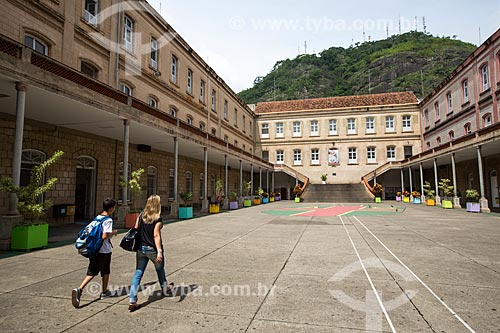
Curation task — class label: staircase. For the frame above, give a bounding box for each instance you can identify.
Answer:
[301,184,374,203]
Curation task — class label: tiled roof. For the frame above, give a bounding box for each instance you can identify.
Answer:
[254,92,418,114]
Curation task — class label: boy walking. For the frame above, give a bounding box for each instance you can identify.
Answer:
[72,197,118,308]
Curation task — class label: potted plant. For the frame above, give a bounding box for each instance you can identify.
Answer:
[321,174,327,184]
[395,191,402,202]
[293,184,303,203]
[269,192,275,202]
[120,168,145,228]
[209,179,223,213]
[465,189,480,213]
[438,178,454,209]
[254,187,263,205]
[229,191,239,210]
[412,191,421,204]
[275,191,281,201]
[262,191,269,204]
[402,190,410,203]
[0,150,64,250]
[179,191,193,219]
[372,183,383,203]
[423,181,435,206]
[243,180,252,207]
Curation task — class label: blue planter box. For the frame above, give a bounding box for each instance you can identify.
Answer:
[178,207,193,219]
[413,198,421,204]
[262,198,269,204]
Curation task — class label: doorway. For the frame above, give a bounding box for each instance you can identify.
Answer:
[491,170,499,208]
[75,156,96,220]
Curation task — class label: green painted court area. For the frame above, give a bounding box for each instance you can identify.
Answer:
[263,205,404,217]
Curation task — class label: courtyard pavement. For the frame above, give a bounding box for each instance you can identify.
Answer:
[0,201,499,332]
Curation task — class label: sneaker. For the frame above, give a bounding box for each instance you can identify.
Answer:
[128,302,140,312]
[162,282,175,297]
[71,288,81,308]
[100,290,115,300]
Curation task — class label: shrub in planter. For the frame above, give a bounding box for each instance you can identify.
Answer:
[412,191,421,204]
[229,191,238,210]
[293,184,303,202]
[243,181,252,207]
[465,189,480,213]
[423,181,436,206]
[372,183,383,202]
[438,178,454,209]
[209,179,224,213]
[320,174,327,184]
[179,191,193,219]
[120,168,145,227]
[395,191,402,202]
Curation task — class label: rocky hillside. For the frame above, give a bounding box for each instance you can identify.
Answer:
[238,32,476,103]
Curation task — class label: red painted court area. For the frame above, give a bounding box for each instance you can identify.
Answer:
[294,205,364,217]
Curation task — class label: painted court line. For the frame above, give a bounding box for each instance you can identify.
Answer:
[352,216,476,333]
[339,216,397,333]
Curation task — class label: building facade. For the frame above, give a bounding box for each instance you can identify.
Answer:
[255,92,422,185]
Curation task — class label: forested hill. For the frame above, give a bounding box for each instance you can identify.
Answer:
[238,32,476,104]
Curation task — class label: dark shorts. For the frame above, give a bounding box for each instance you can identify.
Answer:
[87,252,112,277]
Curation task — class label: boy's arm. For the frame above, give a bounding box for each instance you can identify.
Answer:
[101,218,118,239]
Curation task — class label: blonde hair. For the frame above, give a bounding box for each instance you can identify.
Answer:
[142,195,161,224]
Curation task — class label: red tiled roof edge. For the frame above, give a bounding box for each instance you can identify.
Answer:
[255,92,418,114]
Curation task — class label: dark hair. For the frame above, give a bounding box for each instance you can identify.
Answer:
[102,197,116,212]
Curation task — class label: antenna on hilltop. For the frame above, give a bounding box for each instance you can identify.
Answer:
[386,24,389,38]
[398,15,402,34]
[422,17,427,33]
[304,41,307,54]
[478,27,482,45]
[415,16,418,31]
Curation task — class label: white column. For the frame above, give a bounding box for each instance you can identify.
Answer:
[259,167,262,189]
[434,158,441,205]
[476,146,490,212]
[173,137,178,201]
[419,163,425,203]
[239,160,243,198]
[250,164,254,194]
[266,170,269,192]
[451,153,461,208]
[400,168,404,193]
[9,82,27,215]
[272,171,275,193]
[224,155,228,209]
[201,147,208,213]
[122,119,130,204]
[408,167,413,200]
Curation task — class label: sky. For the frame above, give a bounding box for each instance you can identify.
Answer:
[147,0,500,93]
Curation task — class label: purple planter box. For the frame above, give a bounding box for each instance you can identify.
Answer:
[466,202,480,213]
[229,201,238,210]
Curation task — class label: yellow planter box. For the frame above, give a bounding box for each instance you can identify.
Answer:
[209,204,220,214]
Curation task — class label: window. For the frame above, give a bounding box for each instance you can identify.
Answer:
[84,0,98,25]
[147,166,157,197]
[386,146,396,161]
[168,169,174,199]
[223,135,228,142]
[347,118,356,134]
[199,122,205,131]
[434,102,440,119]
[385,116,395,132]
[404,146,413,159]
[242,115,246,132]
[446,92,452,114]
[262,151,269,161]
[123,15,133,51]
[276,122,284,137]
[200,80,205,102]
[210,90,217,112]
[436,137,441,145]
[329,119,337,135]
[276,150,284,164]
[310,120,319,136]
[148,96,158,108]
[249,121,253,136]
[366,117,375,133]
[80,61,98,79]
[20,150,46,189]
[311,149,320,165]
[462,79,469,103]
[120,83,132,96]
[234,108,238,127]
[187,116,193,126]
[449,131,455,141]
[424,109,429,127]
[24,35,48,55]
[464,123,472,134]
[185,171,193,193]
[169,107,177,118]
[293,121,301,137]
[261,123,269,138]
[211,128,216,136]
[293,149,302,165]
[119,162,132,202]
[483,114,492,127]
[223,100,228,119]
[199,173,205,198]
[426,142,431,149]
[402,115,412,132]
[187,69,193,94]
[150,38,158,69]
[481,64,489,91]
[367,147,376,164]
[171,55,178,84]
[348,148,357,164]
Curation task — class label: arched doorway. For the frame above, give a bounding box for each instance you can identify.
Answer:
[75,156,96,220]
[491,170,499,208]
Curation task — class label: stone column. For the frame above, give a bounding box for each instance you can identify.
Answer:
[239,160,243,202]
[117,119,130,225]
[408,167,413,200]
[434,158,441,205]
[170,137,179,218]
[223,154,228,209]
[9,82,28,215]
[259,167,262,189]
[419,163,425,203]
[400,168,404,193]
[266,170,269,192]
[272,171,275,193]
[451,153,461,208]
[476,146,490,212]
[251,164,254,195]
[201,147,208,213]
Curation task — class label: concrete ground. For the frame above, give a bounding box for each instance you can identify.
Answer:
[0,201,499,332]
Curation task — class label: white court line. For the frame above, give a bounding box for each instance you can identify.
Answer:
[339,216,397,333]
[352,216,475,333]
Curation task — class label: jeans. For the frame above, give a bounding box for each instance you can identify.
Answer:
[129,245,167,303]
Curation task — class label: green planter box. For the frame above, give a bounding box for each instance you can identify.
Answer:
[442,200,453,209]
[243,199,252,207]
[11,223,48,250]
[178,206,193,219]
[374,197,382,203]
[295,197,301,203]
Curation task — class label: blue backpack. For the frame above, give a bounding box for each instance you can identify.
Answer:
[75,216,109,257]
